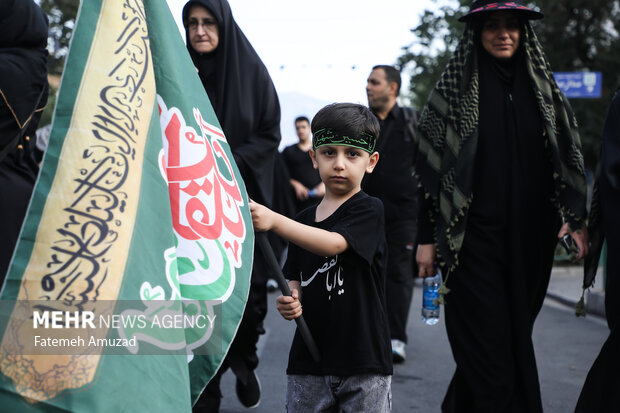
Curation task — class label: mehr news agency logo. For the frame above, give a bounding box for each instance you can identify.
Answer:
[23,304,218,354]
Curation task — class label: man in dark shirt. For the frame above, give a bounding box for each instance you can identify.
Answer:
[282,116,325,213]
[363,65,419,363]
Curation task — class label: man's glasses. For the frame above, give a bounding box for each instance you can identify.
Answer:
[188,19,217,32]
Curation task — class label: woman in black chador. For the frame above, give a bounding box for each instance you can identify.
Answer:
[575,89,620,413]
[415,1,589,412]
[0,0,48,284]
[182,0,282,411]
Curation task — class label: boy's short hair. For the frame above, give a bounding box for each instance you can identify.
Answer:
[311,103,380,154]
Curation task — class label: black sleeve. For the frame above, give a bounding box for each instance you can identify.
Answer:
[331,197,384,264]
[411,105,435,244]
[233,78,281,178]
[566,214,582,232]
[602,92,620,191]
[417,191,435,244]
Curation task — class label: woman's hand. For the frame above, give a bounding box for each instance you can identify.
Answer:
[557,222,589,260]
[416,244,437,278]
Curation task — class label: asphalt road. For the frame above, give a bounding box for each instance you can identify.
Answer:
[216,283,609,413]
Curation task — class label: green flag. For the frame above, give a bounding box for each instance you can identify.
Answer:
[0,0,253,410]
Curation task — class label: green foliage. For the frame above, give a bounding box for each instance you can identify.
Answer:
[533,0,620,168]
[38,0,79,75]
[398,0,469,109]
[399,0,620,170]
[39,84,57,127]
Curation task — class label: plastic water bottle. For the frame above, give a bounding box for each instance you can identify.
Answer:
[422,271,441,325]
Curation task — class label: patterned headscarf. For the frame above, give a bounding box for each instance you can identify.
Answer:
[415,22,587,277]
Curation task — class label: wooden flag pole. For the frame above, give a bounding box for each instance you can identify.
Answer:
[255,232,321,362]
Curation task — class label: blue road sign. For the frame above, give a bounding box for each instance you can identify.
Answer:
[553,72,602,98]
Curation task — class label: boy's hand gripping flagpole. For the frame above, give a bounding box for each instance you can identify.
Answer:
[255,232,321,362]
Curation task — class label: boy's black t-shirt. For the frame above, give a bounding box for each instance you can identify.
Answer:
[283,191,393,376]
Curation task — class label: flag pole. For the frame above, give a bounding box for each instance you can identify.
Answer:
[255,232,321,362]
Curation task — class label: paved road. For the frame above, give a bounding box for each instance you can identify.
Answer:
[217,281,609,412]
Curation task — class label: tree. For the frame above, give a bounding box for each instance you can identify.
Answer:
[399,0,620,169]
[534,0,620,168]
[398,0,469,110]
[33,0,78,126]
[38,0,79,75]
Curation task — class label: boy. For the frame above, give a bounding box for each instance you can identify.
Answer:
[250,103,393,412]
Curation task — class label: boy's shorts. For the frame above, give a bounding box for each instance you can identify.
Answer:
[286,373,392,412]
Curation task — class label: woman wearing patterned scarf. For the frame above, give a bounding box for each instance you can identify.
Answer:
[415,1,589,411]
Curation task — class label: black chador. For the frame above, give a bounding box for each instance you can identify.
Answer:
[183,0,281,410]
[184,0,281,207]
[0,0,49,283]
[441,45,557,413]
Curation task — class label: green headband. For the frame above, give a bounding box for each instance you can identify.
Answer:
[312,128,376,154]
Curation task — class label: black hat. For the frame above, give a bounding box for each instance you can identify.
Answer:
[459,0,544,22]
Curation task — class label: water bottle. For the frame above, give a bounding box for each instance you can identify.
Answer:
[422,270,441,325]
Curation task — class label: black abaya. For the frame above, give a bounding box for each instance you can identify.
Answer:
[181,1,281,409]
[442,47,559,413]
[574,91,620,413]
[182,0,281,207]
[0,0,48,284]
